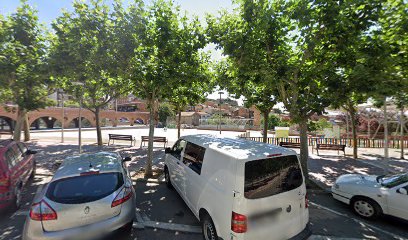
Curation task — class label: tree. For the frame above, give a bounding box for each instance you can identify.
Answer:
[327,0,382,159]
[378,0,408,160]
[210,0,347,177]
[0,1,52,142]
[208,0,284,143]
[50,0,131,146]
[158,102,174,126]
[167,53,213,138]
[122,0,207,177]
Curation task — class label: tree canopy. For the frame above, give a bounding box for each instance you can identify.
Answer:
[0,0,52,141]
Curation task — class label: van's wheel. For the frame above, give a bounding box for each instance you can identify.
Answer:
[351,197,382,220]
[164,167,173,189]
[202,214,218,240]
[13,186,22,210]
[29,161,36,179]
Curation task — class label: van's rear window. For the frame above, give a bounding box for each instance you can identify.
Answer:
[244,155,303,199]
[46,173,124,204]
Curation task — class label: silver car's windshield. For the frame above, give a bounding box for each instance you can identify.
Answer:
[380,173,408,188]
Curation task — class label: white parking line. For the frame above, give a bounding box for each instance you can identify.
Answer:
[310,201,406,240]
[308,236,364,240]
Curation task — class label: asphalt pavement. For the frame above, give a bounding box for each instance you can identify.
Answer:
[1,173,407,240]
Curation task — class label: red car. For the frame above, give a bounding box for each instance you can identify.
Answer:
[0,140,36,210]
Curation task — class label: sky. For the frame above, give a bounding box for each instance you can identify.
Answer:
[0,0,242,104]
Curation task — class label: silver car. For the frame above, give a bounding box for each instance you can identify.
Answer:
[23,152,136,240]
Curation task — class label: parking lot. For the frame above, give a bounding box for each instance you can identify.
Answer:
[0,139,407,240]
[2,174,407,240]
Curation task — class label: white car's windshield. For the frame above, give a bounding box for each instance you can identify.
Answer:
[380,173,408,188]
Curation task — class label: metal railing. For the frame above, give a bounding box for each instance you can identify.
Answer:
[238,136,408,149]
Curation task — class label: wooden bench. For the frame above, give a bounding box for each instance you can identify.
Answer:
[140,136,168,148]
[316,144,346,156]
[279,142,301,148]
[108,134,135,146]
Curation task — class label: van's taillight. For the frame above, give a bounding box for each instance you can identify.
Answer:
[29,200,58,221]
[111,186,132,208]
[305,193,309,208]
[231,212,247,233]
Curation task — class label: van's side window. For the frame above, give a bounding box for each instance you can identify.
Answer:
[183,142,206,175]
[171,139,186,160]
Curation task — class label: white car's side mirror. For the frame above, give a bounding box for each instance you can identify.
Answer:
[398,188,408,195]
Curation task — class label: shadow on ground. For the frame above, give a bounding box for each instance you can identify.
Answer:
[135,181,199,226]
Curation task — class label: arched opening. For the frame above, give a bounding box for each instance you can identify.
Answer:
[68,117,92,128]
[0,116,15,132]
[101,118,114,127]
[118,117,130,126]
[30,117,60,130]
[134,118,144,125]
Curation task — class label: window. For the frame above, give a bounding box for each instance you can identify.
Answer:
[46,173,124,204]
[171,139,186,159]
[183,142,206,175]
[244,155,303,199]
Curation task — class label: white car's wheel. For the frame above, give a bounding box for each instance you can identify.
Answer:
[351,197,382,219]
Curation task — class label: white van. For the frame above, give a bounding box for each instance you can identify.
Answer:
[164,135,310,240]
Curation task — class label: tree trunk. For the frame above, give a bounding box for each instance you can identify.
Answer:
[383,96,389,174]
[145,98,155,178]
[262,111,268,143]
[13,109,26,142]
[299,118,309,179]
[401,106,405,160]
[348,107,358,159]
[95,107,102,146]
[177,109,181,139]
[23,113,30,142]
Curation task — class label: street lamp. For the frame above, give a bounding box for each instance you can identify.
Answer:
[58,89,65,143]
[218,91,224,135]
[73,82,84,154]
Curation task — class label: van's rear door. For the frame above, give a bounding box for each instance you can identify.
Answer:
[233,155,307,240]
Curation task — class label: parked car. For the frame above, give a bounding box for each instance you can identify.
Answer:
[0,140,36,210]
[23,152,136,240]
[164,135,310,240]
[332,173,408,220]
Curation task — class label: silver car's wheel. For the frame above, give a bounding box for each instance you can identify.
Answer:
[351,197,381,219]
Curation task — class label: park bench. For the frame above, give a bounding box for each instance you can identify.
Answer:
[140,136,168,148]
[316,144,346,156]
[279,142,301,149]
[108,134,135,146]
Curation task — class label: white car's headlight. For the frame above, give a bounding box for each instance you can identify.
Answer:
[333,184,340,189]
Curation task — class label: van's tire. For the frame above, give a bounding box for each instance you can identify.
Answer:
[29,161,36,179]
[12,186,22,210]
[201,214,218,240]
[351,197,382,220]
[164,167,173,189]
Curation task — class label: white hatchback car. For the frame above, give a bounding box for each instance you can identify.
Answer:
[332,173,408,220]
[164,135,310,240]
